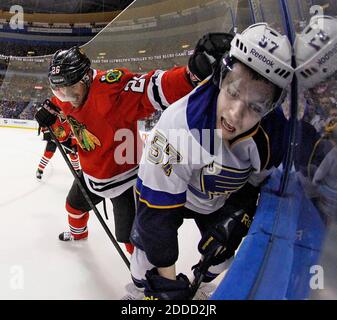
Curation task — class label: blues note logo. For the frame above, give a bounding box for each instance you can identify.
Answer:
[189,162,252,200]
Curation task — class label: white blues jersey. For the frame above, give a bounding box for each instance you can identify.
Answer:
[136,80,286,214]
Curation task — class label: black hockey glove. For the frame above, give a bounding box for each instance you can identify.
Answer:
[143,268,191,300]
[198,209,252,266]
[188,32,234,86]
[42,129,52,142]
[35,99,59,128]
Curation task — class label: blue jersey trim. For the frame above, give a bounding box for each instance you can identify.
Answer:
[136,178,186,208]
[186,81,219,155]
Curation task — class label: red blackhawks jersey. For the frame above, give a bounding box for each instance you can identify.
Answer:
[51,67,193,198]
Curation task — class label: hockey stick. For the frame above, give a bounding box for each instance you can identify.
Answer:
[48,126,131,270]
[189,254,213,300]
[59,143,76,154]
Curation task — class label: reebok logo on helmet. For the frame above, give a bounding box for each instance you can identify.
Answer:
[52,77,65,84]
[317,43,337,67]
[250,48,275,67]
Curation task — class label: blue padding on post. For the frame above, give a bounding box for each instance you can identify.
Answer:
[211,170,325,300]
[286,185,325,299]
[253,238,294,299]
[286,245,321,299]
[211,233,270,300]
[294,190,325,251]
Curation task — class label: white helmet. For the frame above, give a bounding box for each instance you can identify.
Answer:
[229,23,294,89]
[295,15,337,89]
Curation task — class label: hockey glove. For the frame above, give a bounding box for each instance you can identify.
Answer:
[188,32,234,86]
[42,129,52,142]
[143,268,191,300]
[198,209,252,266]
[35,99,59,127]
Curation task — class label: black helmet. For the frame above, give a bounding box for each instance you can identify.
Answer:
[48,46,91,88]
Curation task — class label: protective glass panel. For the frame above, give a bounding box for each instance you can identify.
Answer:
[291,2,337,299]
[85,0,237,132]
[0,0,237,122]
[249,0,285,33]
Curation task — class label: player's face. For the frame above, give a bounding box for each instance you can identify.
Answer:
[216,63,275,141]
[51,80,88,108]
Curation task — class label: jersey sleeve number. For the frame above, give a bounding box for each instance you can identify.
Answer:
[124,75,146,93]
[147,130,182,176]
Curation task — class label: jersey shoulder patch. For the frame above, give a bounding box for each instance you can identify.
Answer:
[99,69,124,84]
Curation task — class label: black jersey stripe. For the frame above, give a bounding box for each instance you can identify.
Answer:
[151,74,168,111]
[88,172,138,192]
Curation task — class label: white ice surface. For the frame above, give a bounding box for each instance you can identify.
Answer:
[0,127,223,299]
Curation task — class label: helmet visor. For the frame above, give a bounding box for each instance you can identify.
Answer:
[220,63,276,118]
[219,58,281,118]
[50,82,83,103]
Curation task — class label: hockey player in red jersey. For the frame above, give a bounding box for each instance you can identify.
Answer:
[34,34,231,254]
[36,113,79,180]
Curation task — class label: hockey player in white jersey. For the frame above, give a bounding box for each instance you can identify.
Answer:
[127,23,294,300]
